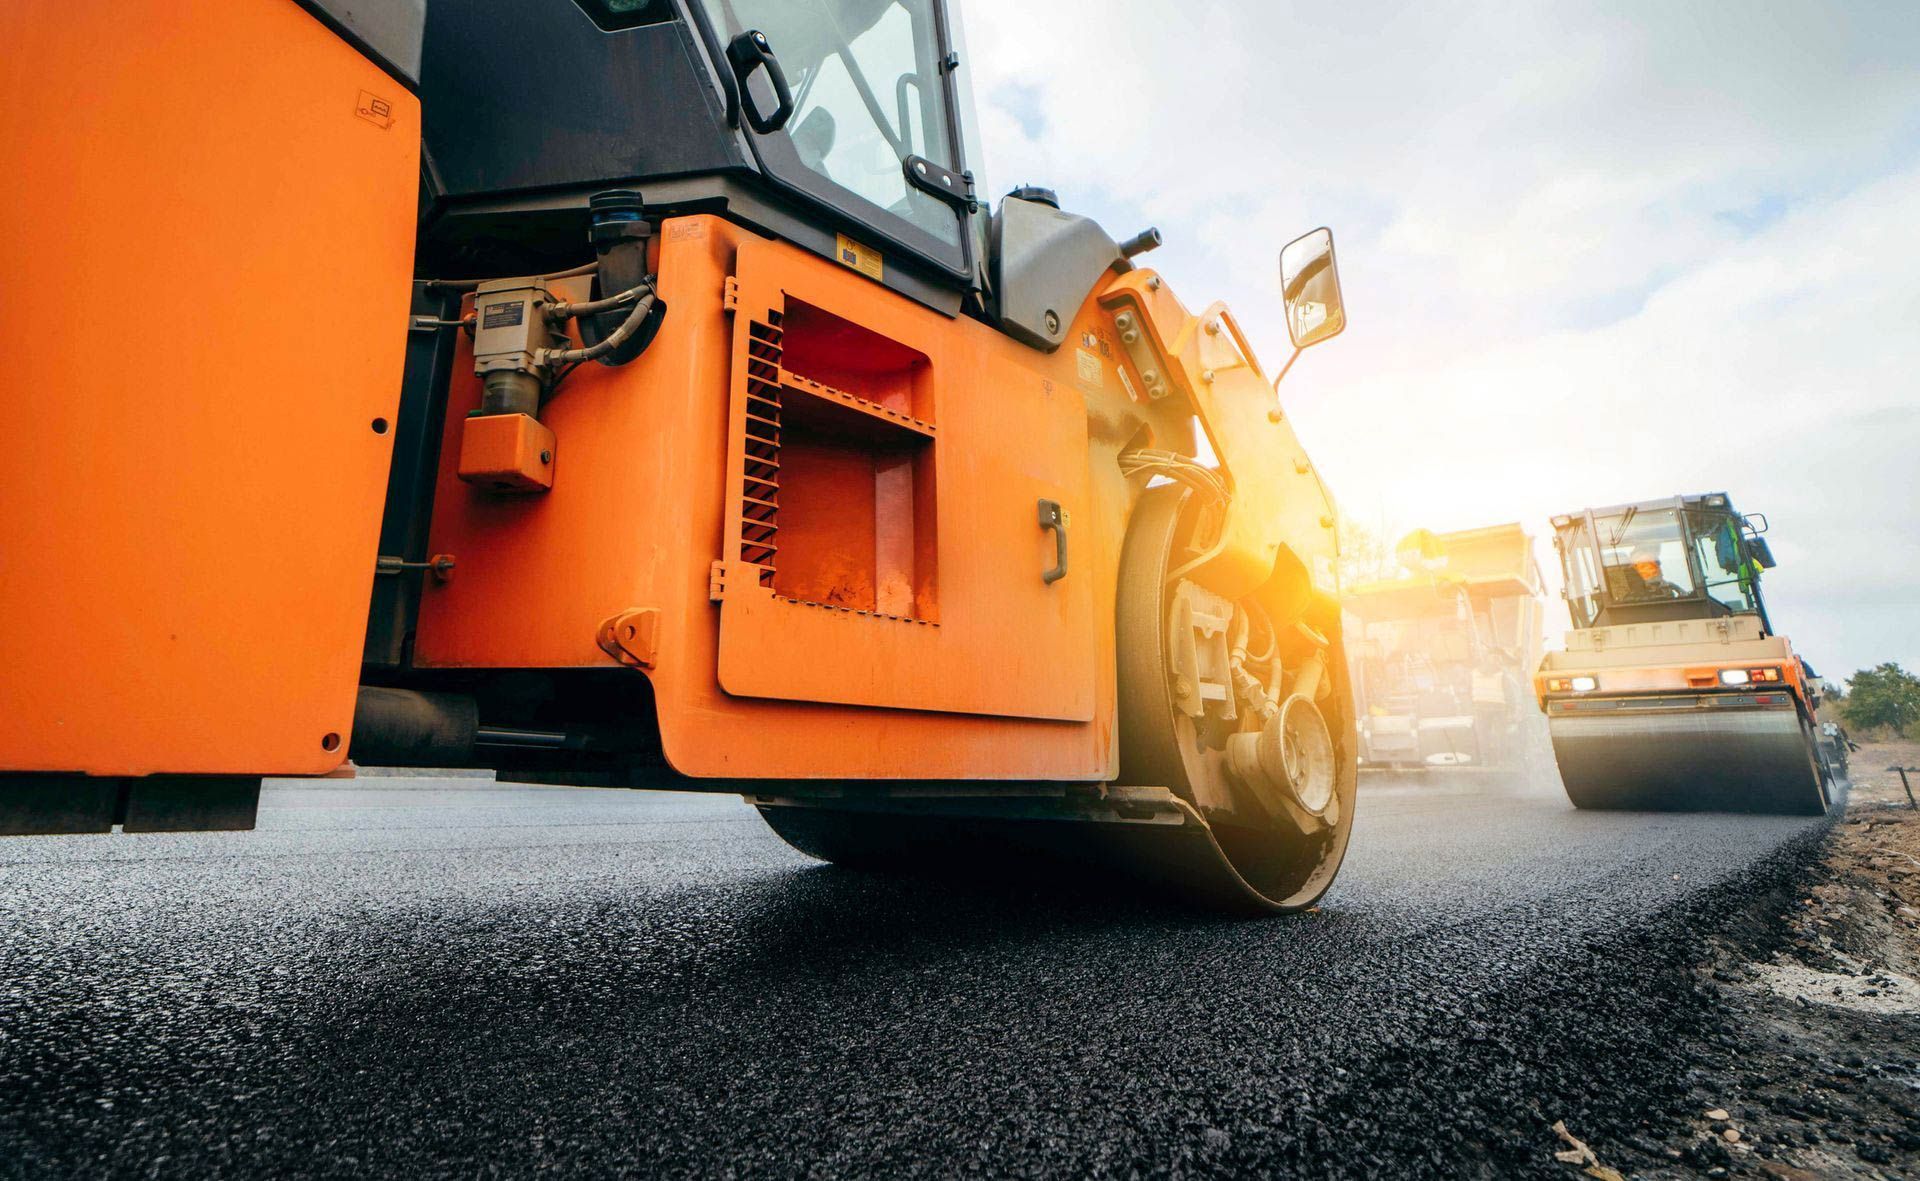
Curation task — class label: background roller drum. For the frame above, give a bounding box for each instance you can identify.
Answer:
[1549,704,1833,815]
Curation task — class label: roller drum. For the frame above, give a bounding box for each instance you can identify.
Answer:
[1549,702,1831,815]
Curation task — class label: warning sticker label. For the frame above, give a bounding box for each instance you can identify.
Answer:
[355,89,395,130]
[1075,348,1103,388]
[835,234,884,281]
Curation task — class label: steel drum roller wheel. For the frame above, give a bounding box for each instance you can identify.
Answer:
[1113,486,1358,912]
[752,486,1358,915]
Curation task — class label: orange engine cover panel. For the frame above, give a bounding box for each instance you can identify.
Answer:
[416,217,1119,781]
[0,0,419,776]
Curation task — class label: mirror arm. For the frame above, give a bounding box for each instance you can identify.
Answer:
[1271,345,1303,391]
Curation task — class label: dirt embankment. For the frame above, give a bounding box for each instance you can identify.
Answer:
[1630,739,1920,1180]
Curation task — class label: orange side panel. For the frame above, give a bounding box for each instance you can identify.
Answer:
[0,1,419,776]
[711,235,1098,722]
[415,217,1118,780]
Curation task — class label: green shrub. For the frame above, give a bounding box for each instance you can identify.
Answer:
[1842,662,1920,733]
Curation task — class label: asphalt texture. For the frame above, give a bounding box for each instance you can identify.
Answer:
[0,773,1831,1178]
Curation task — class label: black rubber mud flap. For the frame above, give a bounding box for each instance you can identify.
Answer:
[121,776,263,832]
[0,774,122,835]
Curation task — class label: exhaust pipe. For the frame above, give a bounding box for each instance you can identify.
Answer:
[350,687,479,766]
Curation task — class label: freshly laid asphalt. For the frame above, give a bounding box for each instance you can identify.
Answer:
[0,772,1828,1178]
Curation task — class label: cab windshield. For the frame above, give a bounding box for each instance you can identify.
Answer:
[1557,506,1761,627]
[1592,507,1696,606]
[698,0,961,246]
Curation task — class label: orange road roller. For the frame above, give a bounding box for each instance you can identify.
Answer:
[1,0,1359,911]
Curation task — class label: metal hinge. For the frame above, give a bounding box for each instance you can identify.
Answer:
[709,560,730,602]
[903,155,977,213]
[723,276,740,313]
[596,607,660,669]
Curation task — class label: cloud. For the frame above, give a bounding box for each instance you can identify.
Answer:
[962,0,1920,677]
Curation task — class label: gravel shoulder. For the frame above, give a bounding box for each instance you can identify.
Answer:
[1618,739,1920,1180]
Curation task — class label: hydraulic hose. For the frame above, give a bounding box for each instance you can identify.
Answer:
[539,291,657,366]
[547,280,652,320]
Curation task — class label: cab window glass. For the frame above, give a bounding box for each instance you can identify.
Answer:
[1592,509,1697,603]
[701,0,959,246]
[1558,526,1604,627]
[1688,514,1760,615]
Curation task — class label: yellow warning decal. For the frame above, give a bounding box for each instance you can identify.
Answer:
[835,234,884,281]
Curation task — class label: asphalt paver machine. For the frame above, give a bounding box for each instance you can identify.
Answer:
[1536,493,1841,814]
[1344,524,1547,775]
[0,0,1361,911]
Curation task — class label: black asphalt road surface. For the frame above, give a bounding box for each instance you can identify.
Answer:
[1,774,1827,1178]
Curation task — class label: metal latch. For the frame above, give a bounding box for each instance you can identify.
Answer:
[375,554,455,582]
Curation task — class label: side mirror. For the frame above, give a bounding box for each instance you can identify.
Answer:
[1279,227,1347,349]
[1749,537,1777,569]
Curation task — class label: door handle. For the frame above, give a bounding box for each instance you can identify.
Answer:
[1038,499,1067,584]
[726,30,795,135]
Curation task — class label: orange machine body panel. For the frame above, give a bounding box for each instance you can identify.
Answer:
[0,1,419,776]
[1535,649,1807,703]
[416,217,1130,781]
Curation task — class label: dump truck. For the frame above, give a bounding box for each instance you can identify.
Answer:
[1344,524,1547,774]
[1536,493,1840,814]
[0,0,1359,911]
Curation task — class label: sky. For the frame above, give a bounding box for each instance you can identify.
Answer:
[961,0,1920,683]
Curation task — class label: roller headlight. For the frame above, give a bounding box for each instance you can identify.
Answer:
[1719,669,1751,686]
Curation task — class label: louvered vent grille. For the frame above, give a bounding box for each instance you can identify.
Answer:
[740,313,783,586]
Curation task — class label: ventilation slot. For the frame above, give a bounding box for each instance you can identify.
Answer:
[740,314,784,586]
